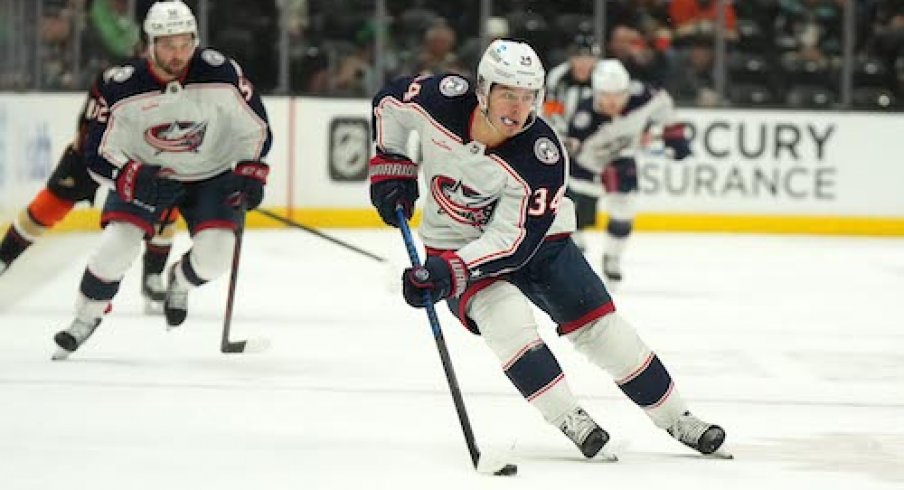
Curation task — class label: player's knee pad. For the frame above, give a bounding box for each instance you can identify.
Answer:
[470,282,575,418]
[86,221,145,281]
[468,281,539,361]
[186,229,235,282]
[566,312,673,408]
[605,192,636,223]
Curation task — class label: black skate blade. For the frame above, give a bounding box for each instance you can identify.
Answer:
[493,464,518,476]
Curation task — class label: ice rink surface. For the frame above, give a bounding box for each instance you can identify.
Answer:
[1,227,903,489]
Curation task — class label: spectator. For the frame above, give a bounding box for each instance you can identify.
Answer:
[666,35,721,106]
[775,0,842,63]
[607,24,669,87]
[333,23,379,96]
[88,0,139,59]
[412,19,467,76]
[669,0,738,42]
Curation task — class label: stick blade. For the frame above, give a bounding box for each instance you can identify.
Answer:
[221,337,270,354]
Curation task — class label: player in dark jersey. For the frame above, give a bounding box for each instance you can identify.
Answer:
[369,39,727,460]
[0,69,178,312]
[52,0,272,359]
[567,59,690,281]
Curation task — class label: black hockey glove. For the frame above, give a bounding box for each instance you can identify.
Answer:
[402,252,469,308]
[369,152,419,228]
[663,123,691,161]
[228,160,270,210]
[115,161,184,212]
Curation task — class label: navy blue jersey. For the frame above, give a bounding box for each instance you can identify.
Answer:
[372,73,576,278]
[84,48,272,186]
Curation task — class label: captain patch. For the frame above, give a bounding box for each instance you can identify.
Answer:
[439,75,469,97]
[534,137,560,165]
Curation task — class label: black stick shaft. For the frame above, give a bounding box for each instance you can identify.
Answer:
[255,208,385,263]
[221,207,247,353]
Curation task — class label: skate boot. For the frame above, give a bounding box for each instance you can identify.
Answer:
[164,264,188,328]
[141,265,166,314]
[602,254,622,282]
[558,407,610,458]
[52,317,101,360]
[667,411,726,455]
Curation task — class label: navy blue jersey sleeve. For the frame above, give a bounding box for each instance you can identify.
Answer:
[82,62,146,184]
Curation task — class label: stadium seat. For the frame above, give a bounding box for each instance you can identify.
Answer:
[786,85,836,108]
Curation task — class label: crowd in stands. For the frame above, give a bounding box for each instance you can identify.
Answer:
[1,0,901,109]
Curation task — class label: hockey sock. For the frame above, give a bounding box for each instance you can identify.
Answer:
[503,339,579,423]
[27,188,76,232]
[143,243,171,275]
[0,225,31,265]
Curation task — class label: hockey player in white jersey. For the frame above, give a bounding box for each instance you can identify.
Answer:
[567,59,691,282]
[369,39,725,459]
[52,0,272,358]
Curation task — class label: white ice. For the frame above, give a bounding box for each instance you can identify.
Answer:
[1,227,903,490]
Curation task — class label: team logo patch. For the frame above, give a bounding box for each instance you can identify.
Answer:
[439,75,469,97]
[103,65,135,83]
[144,121,208,154]
[431,175,498,229]
[201,49,226,66]
[572,110,591,130]
[534,137,560,165]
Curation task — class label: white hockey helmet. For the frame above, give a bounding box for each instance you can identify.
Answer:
[143,0,199,53]
[591,59,631,94]
[476,39,546,115]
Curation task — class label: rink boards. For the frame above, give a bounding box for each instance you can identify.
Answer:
[1,93,902,235]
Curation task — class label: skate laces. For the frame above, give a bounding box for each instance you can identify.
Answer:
[668,412,710,445]
[559,408,598,444]
[144,274,165,295]
[67,318,98,343]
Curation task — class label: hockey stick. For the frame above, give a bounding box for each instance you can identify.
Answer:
[255,208,386,263]
[221,203,269,354]
[395,207,517,476]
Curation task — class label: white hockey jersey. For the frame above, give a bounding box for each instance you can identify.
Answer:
[84,49,272,185]
[372,74,575,278]
[568,82,676,181]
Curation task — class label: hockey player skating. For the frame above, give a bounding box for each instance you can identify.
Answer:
[566,59,691,282]
[52,0,272,359]
[369,39,725,459]
[0,66,177,313]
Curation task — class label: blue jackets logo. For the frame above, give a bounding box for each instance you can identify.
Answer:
[431,175,498,229]
[144,121,208,154]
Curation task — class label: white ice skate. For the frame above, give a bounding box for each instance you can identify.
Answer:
[602,254,622,282]
[142,272,166,314]
[557,407,616,460]
[52,317,101,360]
[164,264,188,329]
[667,411,732,458]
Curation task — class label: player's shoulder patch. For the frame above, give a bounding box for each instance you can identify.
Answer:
[102,65,136,84]
[438,75,469,97]
[200,48,227,67]
[533,136,561,165]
